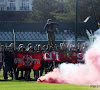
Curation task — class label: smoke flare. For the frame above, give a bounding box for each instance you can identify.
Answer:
[37,29,100,85]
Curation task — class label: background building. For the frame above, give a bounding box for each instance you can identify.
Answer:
[0,0,33,11]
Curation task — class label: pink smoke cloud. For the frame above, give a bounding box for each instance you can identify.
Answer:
[37,48,100,85]
[37,29,100,85]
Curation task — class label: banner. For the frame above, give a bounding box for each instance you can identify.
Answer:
[14,51,85,69]
[33,52,43,70]
[14,51,42,70]
[43,51,84,63]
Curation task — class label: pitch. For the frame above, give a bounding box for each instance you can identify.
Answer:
[0,70,98,90]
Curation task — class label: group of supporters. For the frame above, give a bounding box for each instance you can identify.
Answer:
[0,41,88,81]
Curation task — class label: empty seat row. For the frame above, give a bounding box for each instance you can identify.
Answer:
[0,32,75,41]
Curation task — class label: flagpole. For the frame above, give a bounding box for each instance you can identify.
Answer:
[75,0,78,46]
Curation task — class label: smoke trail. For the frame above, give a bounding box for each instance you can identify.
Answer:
[37,29,100,85]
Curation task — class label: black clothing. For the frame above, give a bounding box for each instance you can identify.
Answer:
[44,22,59,33]
[4,47,14,70]
[44,22,59,47]
[3,47,14,80]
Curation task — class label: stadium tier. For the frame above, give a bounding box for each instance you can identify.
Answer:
[0,31,75,41]
[0,20,98,47]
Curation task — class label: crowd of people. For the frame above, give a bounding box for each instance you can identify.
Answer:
[0,19,89,81]
[0,41,88,81]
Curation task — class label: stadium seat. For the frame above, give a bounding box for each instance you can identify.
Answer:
[27,35,32,40]
[36,32,39,34]
[16,35,20,40]
[16,32,20,35]
[32,32,36,35]
[29,32,32,34]
[7,35,11,39]
[4,32,7,35]
[29,32,34,36]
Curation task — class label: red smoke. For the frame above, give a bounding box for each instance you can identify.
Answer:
[37,49,100,85]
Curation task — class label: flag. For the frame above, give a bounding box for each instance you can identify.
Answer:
[86,29,94,42]
[14,51,42,70]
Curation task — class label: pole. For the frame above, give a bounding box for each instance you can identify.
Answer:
[75,0,78,46]
[13,29,16,50]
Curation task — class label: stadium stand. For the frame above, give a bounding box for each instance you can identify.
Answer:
[0,31,75,41]
[0,19,98,47]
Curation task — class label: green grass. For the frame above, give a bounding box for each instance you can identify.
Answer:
[0,69,99,90]
[0,80,99,90]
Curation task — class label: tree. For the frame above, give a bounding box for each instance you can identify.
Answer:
[93,0,100,22]
[25,0,100,22]
[51,0,76,21]
[26,0,59,22]
[26,0,76,22]
[78,0,100,22]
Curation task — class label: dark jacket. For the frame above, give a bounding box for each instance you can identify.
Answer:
[44,22,59,33]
